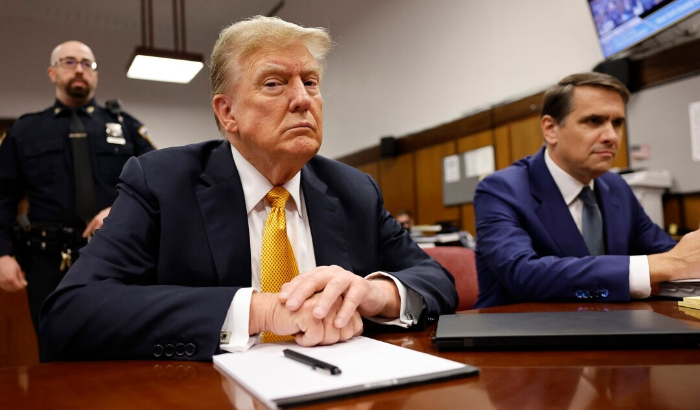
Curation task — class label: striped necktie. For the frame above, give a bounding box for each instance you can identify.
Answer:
[579,186,605,256]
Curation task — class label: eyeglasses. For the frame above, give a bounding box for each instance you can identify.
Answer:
[51,57,98,71]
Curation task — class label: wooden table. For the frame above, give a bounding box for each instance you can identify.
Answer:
[2,301,699,409]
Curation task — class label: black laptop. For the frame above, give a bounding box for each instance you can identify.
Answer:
[433,310,700,350]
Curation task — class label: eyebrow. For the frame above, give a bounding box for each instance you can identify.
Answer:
[579,113,626,122]
[254,62,321,79]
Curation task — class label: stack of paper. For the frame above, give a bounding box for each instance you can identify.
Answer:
[678,296,700,310]
[658,279,700,298]
[213,336,479,409]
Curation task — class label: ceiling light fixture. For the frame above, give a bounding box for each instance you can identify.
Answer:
[127,0,203,84]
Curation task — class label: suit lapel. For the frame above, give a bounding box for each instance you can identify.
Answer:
[529,148,589,257]
[595,177,622,255]
[301,162,352,271]
[195,141,252,287]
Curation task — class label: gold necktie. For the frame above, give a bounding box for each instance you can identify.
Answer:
[261,186,299,343]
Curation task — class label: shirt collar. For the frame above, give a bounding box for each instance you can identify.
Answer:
[544,147,595,206]
[230,144,303,217]
[52,98,97,117]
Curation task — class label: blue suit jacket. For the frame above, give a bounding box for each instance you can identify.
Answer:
[473,147,675,308]
[41,140,457,361]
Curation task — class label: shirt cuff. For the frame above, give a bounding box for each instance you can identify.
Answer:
[220,287,258,353]
[629,255,652,299]
[364,272,425,328]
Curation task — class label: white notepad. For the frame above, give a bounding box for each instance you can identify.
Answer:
[213,336,479,409]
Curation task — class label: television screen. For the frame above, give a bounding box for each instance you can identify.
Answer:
[588,0,700,58]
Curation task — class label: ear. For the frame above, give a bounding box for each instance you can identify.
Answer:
[541,115,559,147]
[212,94,238,134]
[47,66,57,84]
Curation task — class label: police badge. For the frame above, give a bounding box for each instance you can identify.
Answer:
[105,123,126,145]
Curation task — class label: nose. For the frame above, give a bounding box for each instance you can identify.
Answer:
[288,78,312,112]
[600,121,621,145]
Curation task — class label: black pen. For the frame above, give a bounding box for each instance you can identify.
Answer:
[282,349,342,375]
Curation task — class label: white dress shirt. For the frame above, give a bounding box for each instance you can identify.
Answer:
[544,148,651,299]
[221,145,422,352]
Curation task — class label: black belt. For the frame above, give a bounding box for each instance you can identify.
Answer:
[16,223,86,251]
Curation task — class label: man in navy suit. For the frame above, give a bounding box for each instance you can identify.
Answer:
[40,16,457,361]
[474,72,700,308]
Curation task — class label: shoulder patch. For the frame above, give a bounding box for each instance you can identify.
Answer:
[137,125,156,148]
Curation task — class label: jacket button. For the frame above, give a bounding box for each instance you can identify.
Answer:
[164,344,175,357]
[185,343,196,356]
[600,289,609,298]
[175,343,186,356]
[575,290,584,298]
[153,344,164,358]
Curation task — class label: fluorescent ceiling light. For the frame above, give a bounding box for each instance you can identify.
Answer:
[127,48,204,84]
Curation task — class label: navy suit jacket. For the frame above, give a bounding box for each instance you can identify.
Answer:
[40,140,457,361]
[473,147,675,308]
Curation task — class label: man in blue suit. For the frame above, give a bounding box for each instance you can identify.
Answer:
[40,16,457,361]
[474,72,700,308]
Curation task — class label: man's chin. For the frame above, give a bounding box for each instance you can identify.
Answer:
[289,135,321,153]
[67,87,90,98]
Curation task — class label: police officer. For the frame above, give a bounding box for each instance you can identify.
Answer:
[0,41,155,359]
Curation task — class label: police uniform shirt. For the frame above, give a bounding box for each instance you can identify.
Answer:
[0,98,155,256]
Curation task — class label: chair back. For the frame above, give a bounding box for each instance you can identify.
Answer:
[423,246,478,311]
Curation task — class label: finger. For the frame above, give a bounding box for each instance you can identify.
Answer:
[338,312,359,342]
[311,274,353,320]
[1,277,25,292]
[15,269,27,289]
[278,273,306,303]
[319,305,340,345]
[296,316,323,347]
[352,313,364,337]
[332,282,366,327]
[82,221,95,238]
[283,269,332,311]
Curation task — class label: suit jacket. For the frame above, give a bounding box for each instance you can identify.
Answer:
[473,147,676,308]
[40,140,457,361]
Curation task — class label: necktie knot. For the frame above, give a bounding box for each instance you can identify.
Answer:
[578,186,597,206]
[265,186,290,209]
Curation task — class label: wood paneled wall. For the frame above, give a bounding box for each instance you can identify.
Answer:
[457,131,494,235]
[379,154,416,218]
[414,142,460,225]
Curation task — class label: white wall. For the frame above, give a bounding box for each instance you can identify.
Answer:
[0,0,604,157]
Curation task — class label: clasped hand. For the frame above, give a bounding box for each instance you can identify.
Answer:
[252,265,401,347]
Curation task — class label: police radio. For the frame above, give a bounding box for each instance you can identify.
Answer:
[105,99,124,121]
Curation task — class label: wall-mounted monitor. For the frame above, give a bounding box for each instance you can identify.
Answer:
[588,0,700,58]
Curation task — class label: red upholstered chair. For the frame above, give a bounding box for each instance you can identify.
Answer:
[423,246,478,311]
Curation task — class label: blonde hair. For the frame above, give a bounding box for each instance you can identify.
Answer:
[210,16,332,131]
